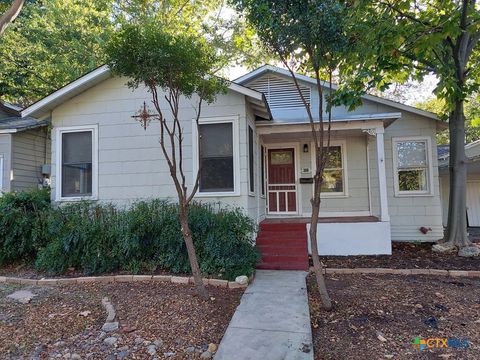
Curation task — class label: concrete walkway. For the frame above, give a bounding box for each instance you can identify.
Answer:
[215,270,313,360]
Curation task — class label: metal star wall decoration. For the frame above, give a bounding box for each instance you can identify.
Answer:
[132,102,157,130]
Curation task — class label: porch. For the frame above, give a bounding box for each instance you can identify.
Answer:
[255,116,394,266]
[256,216,391,270]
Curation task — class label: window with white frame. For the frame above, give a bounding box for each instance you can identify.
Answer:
[57,126,97,199]
[321,145,345,194]
[198,122,235,193]
[393,137,432,195]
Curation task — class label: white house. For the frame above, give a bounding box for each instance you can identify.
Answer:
[439,141,480,227]
[20,65,445,269]
[0,101,50,192]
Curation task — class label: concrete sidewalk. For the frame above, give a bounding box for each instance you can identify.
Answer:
[215,270,313,360]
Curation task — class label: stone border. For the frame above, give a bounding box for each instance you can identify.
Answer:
[0,274,249,289]
[318,268,480,278]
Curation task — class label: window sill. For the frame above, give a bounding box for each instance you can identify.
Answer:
[57,196,98,202]
[394,192,434,198]
[321,193,348,199]
[195,191,241,198]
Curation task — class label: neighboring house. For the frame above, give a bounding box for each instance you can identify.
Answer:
[20,65,445,266]
[0,101,50,192]
[439,141,480,227]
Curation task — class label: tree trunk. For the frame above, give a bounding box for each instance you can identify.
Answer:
[179,204,208,299]
[0,0,25,35]
[309,179,333,310]
[444,100,471,249]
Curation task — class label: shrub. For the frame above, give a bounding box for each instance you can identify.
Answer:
[32,199,259,280]
[0,188,51,264]
[36,203,126,275]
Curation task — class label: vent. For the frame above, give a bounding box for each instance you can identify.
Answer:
[248,74,311,109]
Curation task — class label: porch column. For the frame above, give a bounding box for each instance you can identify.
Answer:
[375,127,390,222]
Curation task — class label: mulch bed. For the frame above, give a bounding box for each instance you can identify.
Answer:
[320,242,480,271]
[308,273,480,359]
[0,282,242,359]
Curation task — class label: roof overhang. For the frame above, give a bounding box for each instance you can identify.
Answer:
[0,117,50,133]
[22,66,272,120]
[255,113,400,135]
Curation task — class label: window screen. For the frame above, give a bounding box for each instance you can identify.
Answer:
[199,123,234,192]
[61,131,93,197]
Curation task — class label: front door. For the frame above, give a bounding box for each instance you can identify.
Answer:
[267,148,297,214]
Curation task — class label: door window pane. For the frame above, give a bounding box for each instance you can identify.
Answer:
[270,150,293,165]
[199,123,234,192]
[61,131,93,197]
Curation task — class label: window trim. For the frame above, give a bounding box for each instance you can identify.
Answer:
[392,136,434,197]
[0,154,4,191]
[192,116,240,197]
[55,125,98,201]
[310,139,348,198]
[260,144,266,198]
[248,125,255,196]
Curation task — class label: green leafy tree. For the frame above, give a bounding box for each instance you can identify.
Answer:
[0,0,115,106]
[341,0,480,255]
[417,94,480,145]
[105,20,226,298]
[234,0,356,310]
[0,0,266,105]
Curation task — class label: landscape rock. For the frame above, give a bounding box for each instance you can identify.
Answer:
[134,337,144,345]
[102,297,116,323]
[153,339,163,348]
[235,275,249,285]
[54,341,66,348]
[207,343,217,353]
[185,346,195,353]
[71,354,82,360]
[200,350,212,359]
[163,352,176,357]
[102,322,119,332]
[6,290,37,304]
[103,337,118,347]
[432,243,456,253]
[458,245,480,258]
[147,344,157,356]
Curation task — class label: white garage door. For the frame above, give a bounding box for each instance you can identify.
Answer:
[467,181,480,226]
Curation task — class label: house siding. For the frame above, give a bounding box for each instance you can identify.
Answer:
[11,128,50,191]
[50,76,252,213]
[0,134,12,192]
[369,112,444,241]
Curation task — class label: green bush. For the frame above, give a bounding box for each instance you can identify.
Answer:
[0,188,51,264]
[28,197,259,280]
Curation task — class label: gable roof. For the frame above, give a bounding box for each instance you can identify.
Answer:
[235,65,440,121]
[22,65,272,120]
[0,101,21,116]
